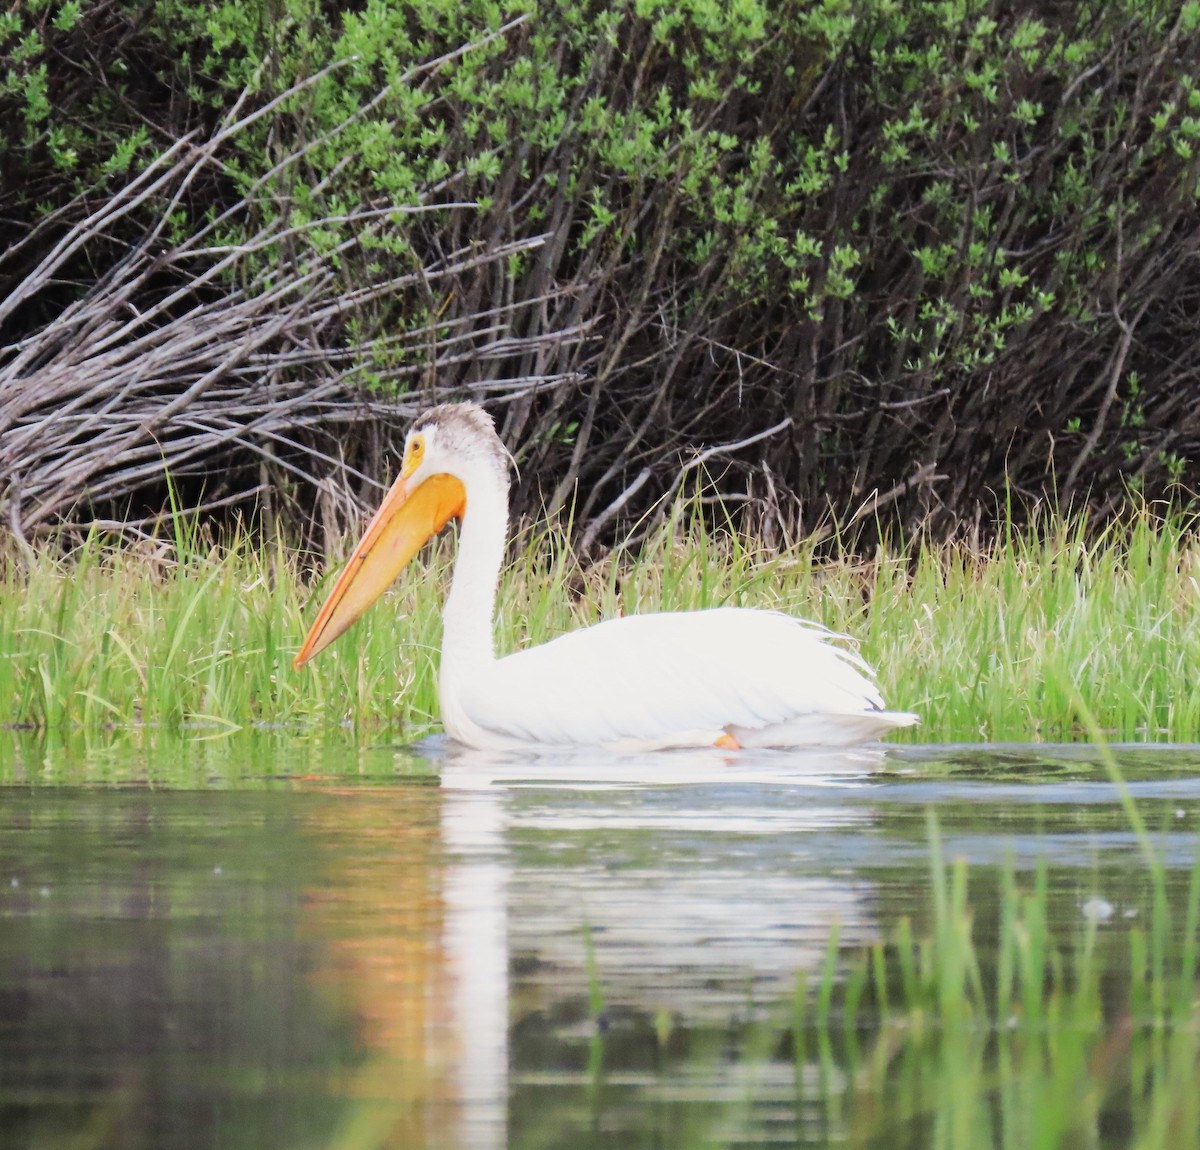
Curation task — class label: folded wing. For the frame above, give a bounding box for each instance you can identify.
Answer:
[458,608,916,748]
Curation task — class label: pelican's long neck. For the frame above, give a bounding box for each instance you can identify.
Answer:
[441,462,509,669]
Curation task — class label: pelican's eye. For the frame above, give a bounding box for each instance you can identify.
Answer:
[401,435,425,479]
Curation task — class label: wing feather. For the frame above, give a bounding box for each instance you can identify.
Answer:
[458,609,903,747]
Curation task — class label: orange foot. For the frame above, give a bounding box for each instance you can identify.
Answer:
[713,732,741,751]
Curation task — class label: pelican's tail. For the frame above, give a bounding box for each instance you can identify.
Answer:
[732,709,919,749]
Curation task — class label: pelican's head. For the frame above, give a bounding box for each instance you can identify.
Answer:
[398,402,510,492]
[293,402,508,669]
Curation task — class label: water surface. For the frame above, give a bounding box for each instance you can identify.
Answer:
[2,735,1198,1148]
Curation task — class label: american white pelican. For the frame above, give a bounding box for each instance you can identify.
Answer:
[294,403,917,750]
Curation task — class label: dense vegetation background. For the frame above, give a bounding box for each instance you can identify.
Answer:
[3,0,1199,552]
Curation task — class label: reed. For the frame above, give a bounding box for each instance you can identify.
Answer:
[1,507,1198,740]
[783,814,1200,1150]
[561,804,1200,1150]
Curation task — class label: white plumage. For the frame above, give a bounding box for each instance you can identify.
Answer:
[446,611,909,750]
[295,403,917,751]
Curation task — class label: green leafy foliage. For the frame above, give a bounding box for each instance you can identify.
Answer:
[2,0,1199,543]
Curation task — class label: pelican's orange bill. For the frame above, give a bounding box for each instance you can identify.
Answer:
[293,472,466,668]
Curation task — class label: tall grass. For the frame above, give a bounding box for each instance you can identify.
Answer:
[555,800,1200,1149]
[777,810,1200,1150]
[0,508,1198,740]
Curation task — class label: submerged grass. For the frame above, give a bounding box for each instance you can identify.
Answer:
[1,507,1198,740]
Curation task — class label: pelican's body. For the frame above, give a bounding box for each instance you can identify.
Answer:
[294,404,917,751]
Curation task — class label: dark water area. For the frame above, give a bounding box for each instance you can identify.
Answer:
[1,736,1199,1149]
